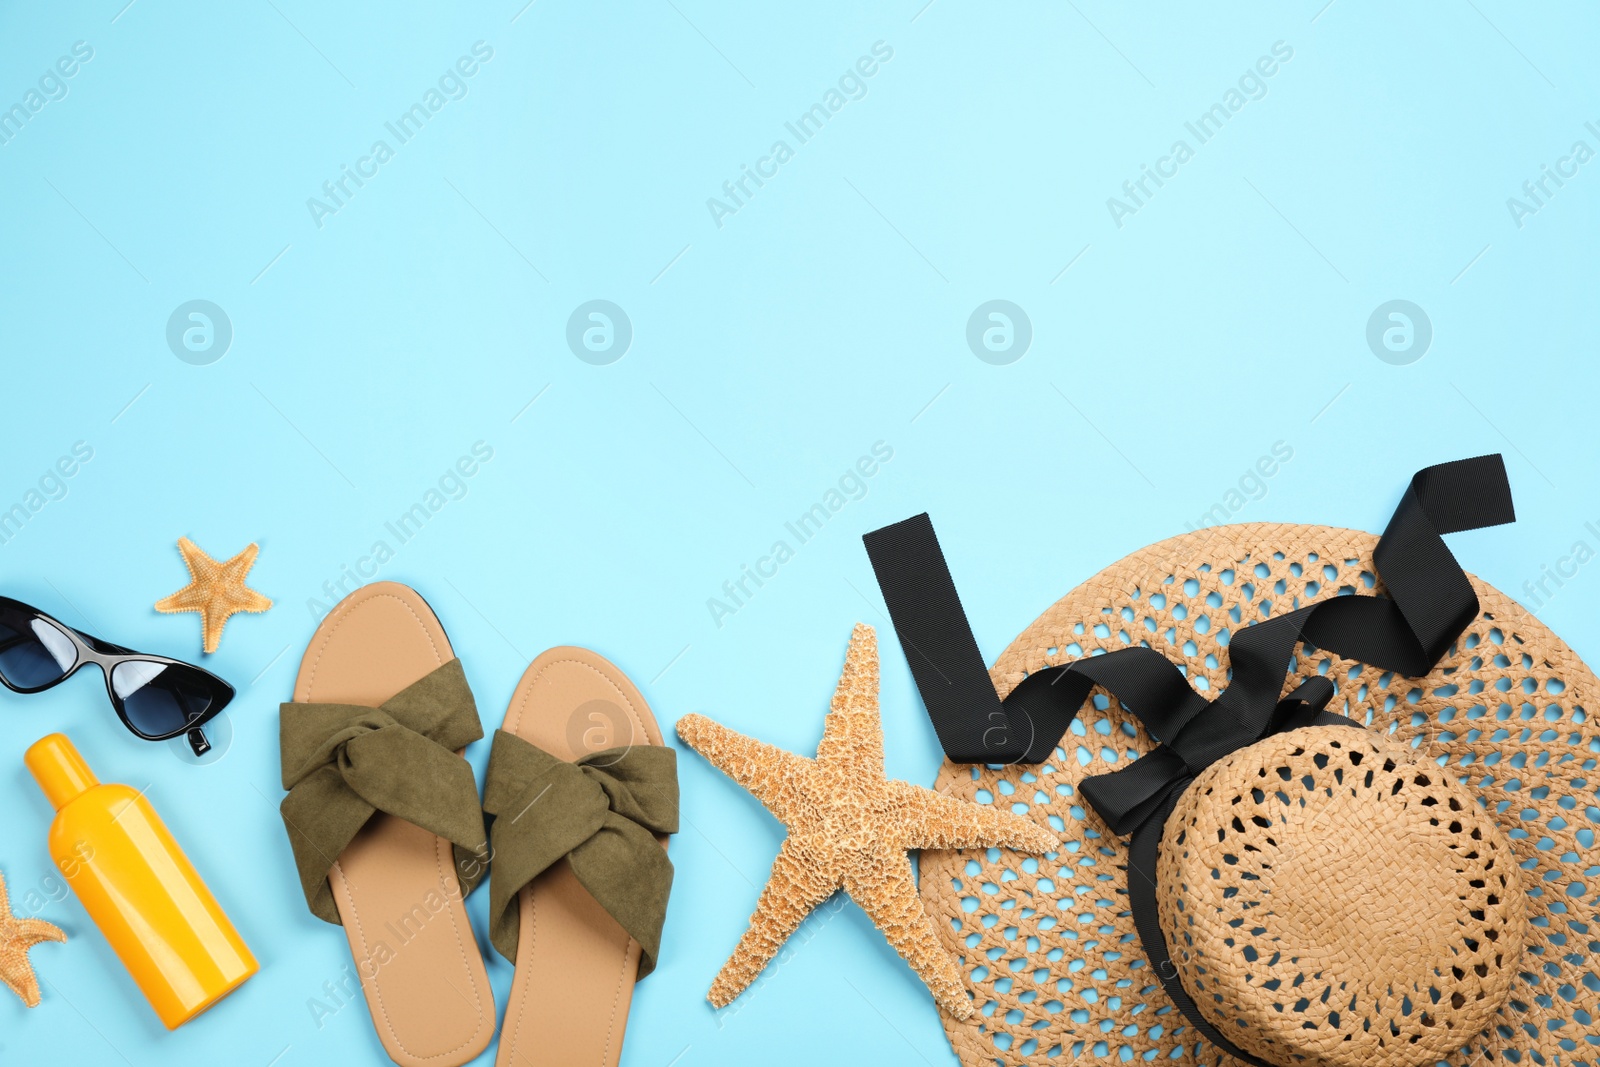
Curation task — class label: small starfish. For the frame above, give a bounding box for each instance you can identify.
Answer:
[154,537,272,654]
[677,623,1059,1019]
[0,871,67,1008]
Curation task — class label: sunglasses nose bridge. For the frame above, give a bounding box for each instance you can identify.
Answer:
[90,652,158,711]
[76,650,116,692]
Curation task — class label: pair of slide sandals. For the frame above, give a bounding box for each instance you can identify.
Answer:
[277,582,676,1066]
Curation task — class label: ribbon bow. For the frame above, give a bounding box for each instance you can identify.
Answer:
[482,730,678,976]
[279,659,489,925]
[1080,668,1344,833]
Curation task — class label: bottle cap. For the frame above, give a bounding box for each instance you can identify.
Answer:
[26,733,99,810]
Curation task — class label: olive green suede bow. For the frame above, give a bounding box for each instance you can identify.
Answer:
[279,659,489,924]
[483,730,678,976]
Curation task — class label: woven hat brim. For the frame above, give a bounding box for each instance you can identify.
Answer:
[919,522,1599,1067]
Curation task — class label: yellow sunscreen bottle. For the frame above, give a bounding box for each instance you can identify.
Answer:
[25,733,258,1028]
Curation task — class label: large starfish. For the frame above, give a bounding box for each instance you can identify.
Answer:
[677,623,1058,1019]
[0,871,67,1008]
[154,537,272,653]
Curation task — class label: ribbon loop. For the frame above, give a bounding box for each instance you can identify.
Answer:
[1270,676,1336,733]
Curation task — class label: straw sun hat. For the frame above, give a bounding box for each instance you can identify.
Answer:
[862,457,1599,1067]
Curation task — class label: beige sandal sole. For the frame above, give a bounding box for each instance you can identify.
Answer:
[495,646,668,1067]
[292,582,495,1067]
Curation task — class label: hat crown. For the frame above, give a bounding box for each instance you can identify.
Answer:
[1158,725,1527,1067]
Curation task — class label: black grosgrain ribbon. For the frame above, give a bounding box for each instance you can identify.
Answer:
[862,454,1514,771]
[863,456,1515,1066]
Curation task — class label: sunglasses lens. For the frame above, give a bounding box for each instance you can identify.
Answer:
[0,603,77,689]
[112,660,224,738]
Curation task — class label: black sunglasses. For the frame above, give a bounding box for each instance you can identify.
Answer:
[0,596,233,757]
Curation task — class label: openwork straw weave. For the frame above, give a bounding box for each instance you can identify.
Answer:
[919,523,1600,1067]
[1160,726,1527,1067]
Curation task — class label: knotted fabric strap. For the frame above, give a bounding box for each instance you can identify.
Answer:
[863,455,1514,1067]
[279,658,489,925]
[482,730,679,977]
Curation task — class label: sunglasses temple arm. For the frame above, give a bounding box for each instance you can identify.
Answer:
[186,728,212,758]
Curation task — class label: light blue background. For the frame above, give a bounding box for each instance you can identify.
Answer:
[1,2,1597,1065]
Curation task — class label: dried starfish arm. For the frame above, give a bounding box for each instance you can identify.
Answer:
[0,873,66,1008]
[886,780,1060,853]
[815,624,885,776]
[8,918,67,948]
[676,713,812,823]
[706,839,838,1007]
[843,851,971,1019]
[0,954,43,1008]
